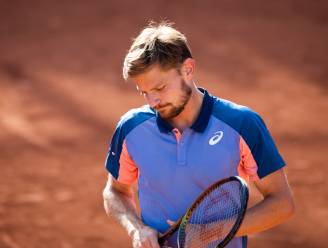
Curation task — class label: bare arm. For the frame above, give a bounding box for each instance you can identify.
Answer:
[103,174,160,248]
[237,168,295,236]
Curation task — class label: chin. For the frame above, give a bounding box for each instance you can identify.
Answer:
[160,110,183,120]
[159,112,172,119]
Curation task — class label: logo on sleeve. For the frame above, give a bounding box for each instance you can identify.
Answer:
[209,131,224,145]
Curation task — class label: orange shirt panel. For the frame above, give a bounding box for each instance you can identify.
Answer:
[238,137,260,182]
[117,141,138,184]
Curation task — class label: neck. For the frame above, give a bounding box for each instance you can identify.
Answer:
[168,87,204,132]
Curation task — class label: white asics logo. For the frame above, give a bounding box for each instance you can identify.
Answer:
[209,131,224,145]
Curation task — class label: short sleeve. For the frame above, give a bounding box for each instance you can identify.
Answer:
[105,123,125,179]
[240,111,285,178]
[104,106,154,179]
[117,142,138,184]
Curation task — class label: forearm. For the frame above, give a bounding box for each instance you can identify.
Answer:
[237,192,295,236]
[103,183,144,236]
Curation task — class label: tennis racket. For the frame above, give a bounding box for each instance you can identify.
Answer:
[158,176,249,248]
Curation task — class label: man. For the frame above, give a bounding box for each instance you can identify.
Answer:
[103,22,295,248]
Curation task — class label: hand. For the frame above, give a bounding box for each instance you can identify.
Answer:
[130,225,160,248]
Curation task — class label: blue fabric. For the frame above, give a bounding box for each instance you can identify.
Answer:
[105,88,285,248]
[211,97,285,178]
[242,236,248,248]
[125,119,241,233]
[105,105,155,179]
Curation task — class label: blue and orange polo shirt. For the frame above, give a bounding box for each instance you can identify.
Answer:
[105,88,285,248]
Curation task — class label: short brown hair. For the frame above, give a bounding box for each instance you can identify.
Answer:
[123,22,192,80]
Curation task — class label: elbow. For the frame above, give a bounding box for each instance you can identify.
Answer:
[281,193,296,221]
[286,197,296,219]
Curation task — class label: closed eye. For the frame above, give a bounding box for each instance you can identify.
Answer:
[156,84,166,92]
[136,84,166,97]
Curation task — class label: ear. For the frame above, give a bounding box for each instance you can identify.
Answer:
[181,58,196,80]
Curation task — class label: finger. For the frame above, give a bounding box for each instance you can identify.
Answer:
[166,219,175,226]
[139,236,159,248]
[149,236,160,248]
[139,239,151,248]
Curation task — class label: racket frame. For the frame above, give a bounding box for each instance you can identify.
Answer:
[158,176,249,247]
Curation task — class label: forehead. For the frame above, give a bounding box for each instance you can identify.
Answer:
[133,65,180,90]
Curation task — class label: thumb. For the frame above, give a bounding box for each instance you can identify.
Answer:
[166,219,175,226]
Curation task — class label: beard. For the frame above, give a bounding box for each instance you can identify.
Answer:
[156,79,192,119]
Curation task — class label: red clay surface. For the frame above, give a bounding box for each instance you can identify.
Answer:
[0,1,327,247]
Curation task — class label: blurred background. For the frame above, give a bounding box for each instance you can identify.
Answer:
[0,0,327,247]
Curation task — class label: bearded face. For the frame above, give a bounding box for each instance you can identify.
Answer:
[154,79,192,119]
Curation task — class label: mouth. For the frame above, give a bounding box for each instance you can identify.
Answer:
[155,104,170,112]
[156,108,166,114]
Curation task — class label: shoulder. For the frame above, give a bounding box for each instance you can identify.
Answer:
[116,105,156,134]
[211,97,263,133]
[210,96,285,178]
[106,105,156,178]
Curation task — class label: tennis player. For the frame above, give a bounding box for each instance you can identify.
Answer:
[103,22,295,248]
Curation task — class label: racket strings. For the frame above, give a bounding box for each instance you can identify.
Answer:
[179,181,243,248]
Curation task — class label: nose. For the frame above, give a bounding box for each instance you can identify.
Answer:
[146,93,160,108]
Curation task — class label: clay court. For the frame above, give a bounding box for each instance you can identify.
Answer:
[0,0,327,247]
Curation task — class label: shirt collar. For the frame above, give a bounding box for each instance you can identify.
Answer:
[156,88,214,133]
